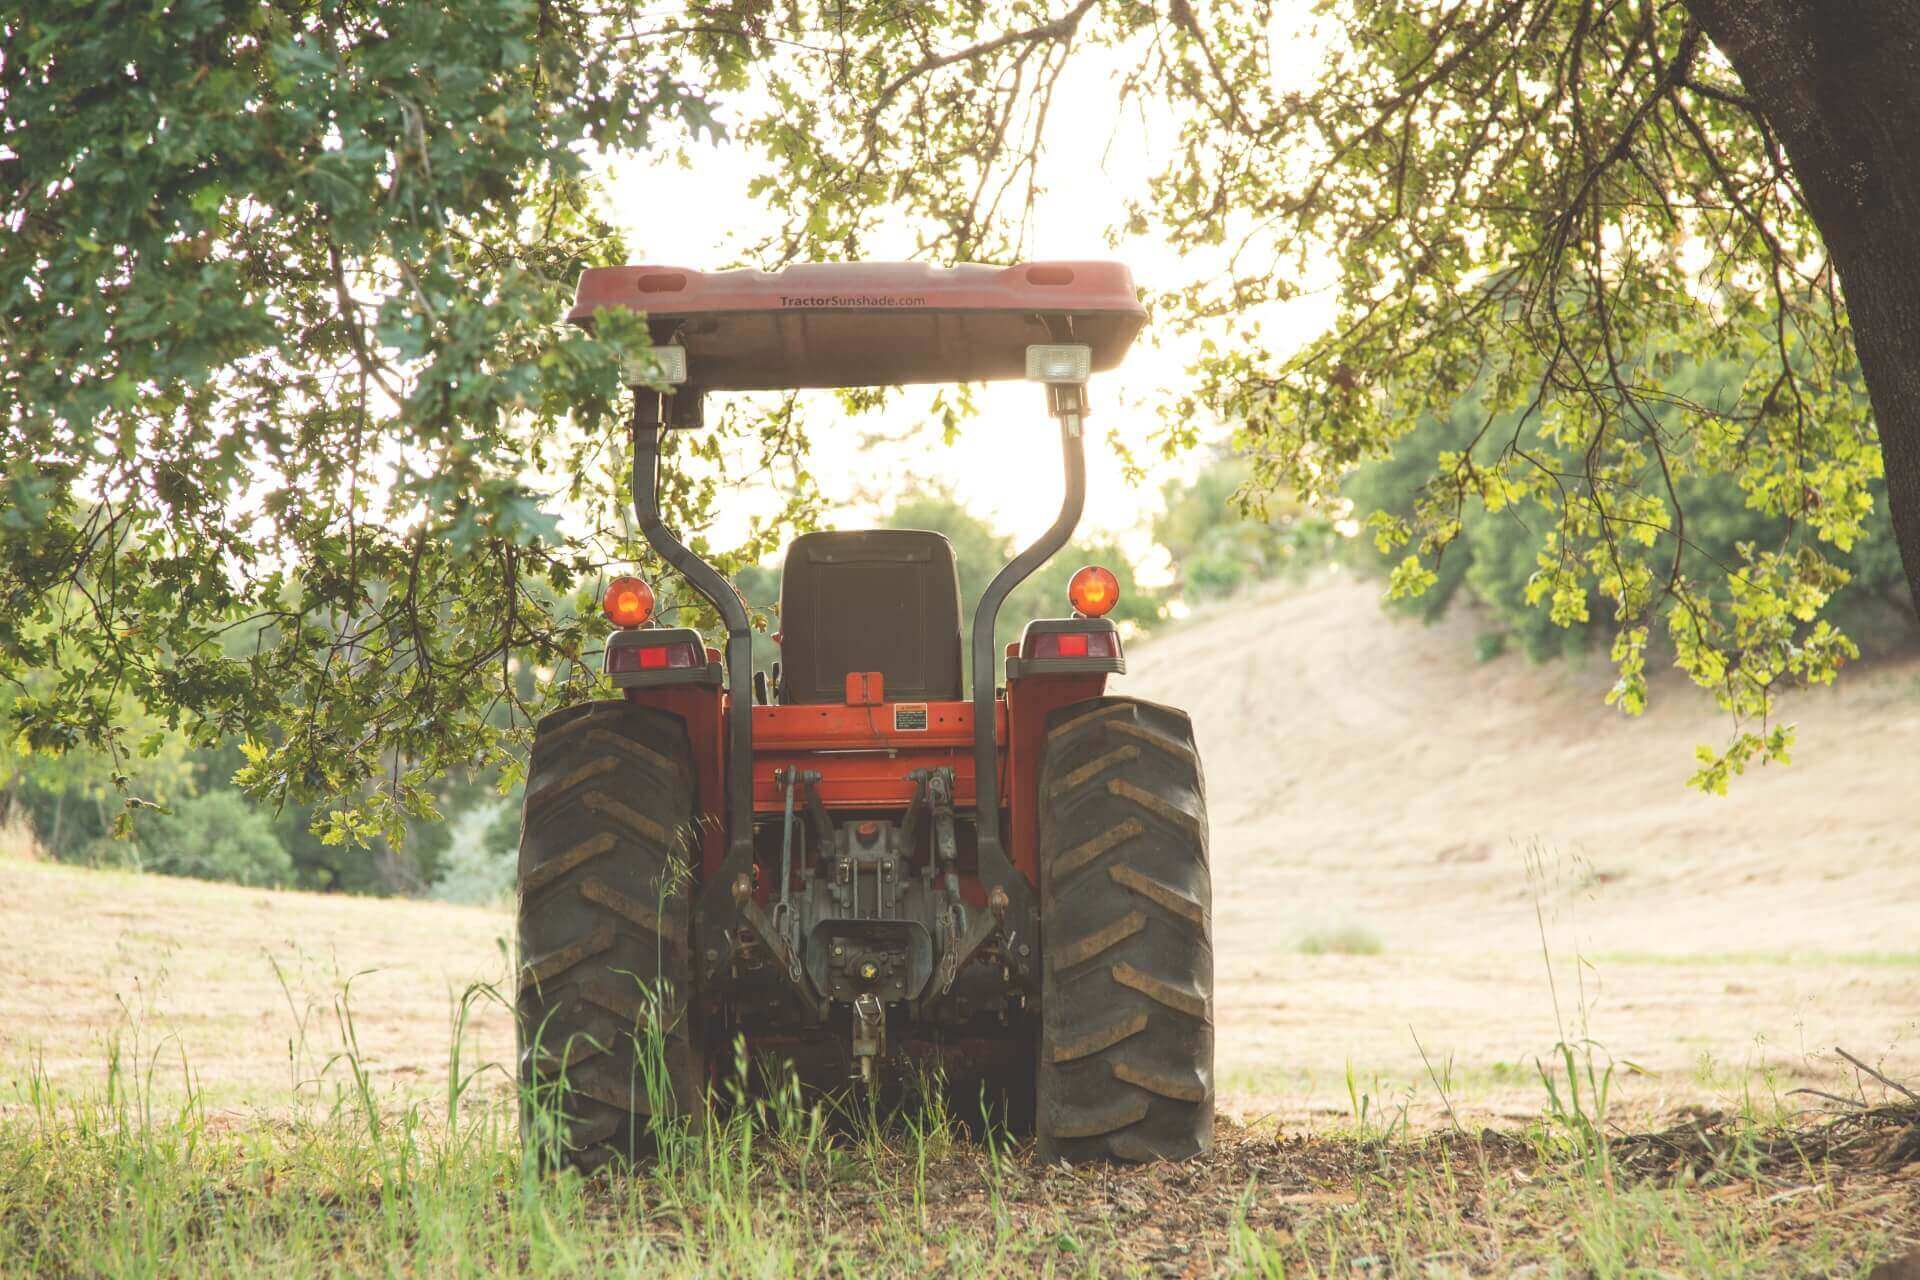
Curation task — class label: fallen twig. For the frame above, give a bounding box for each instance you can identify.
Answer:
[1787,1088,1869,1110]
[1836,1047,1920,1106]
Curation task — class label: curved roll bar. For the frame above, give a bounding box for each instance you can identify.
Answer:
[969,415,1083,823]
[630,395,758,983]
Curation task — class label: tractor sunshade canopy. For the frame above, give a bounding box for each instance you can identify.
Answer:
[568,260,1145,391]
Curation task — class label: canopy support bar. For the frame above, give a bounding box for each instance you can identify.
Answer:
[631,395,756,985]
[965,408,1085,987]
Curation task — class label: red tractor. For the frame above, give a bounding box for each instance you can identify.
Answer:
[516,261,1211,1169]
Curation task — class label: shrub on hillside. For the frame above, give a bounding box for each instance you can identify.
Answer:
[428,795,521,906]
[137,791,295,888]
[883,487,1161,641]
[1153,456,1333,603]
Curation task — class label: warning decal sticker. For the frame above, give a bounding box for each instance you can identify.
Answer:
[893,704,929,732]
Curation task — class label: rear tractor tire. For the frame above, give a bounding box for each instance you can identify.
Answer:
[1035,696,1213,1163]
[515,700,705,1173]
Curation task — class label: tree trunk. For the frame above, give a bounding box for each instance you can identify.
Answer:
[1687,0,1920,617]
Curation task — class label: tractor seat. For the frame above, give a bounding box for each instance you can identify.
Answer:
[777,529,964,705]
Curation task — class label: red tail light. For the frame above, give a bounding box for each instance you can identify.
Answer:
[1027,630,1117,660]
[607,638,702,673]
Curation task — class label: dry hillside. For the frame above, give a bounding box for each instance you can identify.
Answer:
[1114,571,1920,1121]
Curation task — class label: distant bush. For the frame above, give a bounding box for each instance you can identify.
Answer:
[428,795,521,906]
[882,487,1161,644]
[1153,456,1335,604]
[137,791,295,888]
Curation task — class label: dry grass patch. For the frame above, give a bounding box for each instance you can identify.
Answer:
[1296,924,1385,957]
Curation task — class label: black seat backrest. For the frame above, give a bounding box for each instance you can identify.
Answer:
[777,529,963,705]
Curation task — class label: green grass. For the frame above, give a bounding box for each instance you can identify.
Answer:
[4,1012,1915,1277]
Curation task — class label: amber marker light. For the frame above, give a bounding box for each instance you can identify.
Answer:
[1068,565,1119,617]
[602,575,655,628]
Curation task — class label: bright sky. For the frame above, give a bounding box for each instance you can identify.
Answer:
[593,25,1335,578]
